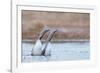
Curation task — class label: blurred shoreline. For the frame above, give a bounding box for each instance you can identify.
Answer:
[22,39,90,43]
[22,11,90,40]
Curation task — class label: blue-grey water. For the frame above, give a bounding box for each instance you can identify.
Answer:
[22,41,90,62]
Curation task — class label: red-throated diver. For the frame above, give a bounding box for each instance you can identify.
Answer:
[31,28,57,56]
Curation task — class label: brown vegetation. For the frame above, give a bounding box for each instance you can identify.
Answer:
[22,10,90,40]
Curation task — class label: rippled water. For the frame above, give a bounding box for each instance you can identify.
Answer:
[22,41,90,62]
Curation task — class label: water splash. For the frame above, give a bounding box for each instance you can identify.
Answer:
[31,39,43,55]
[31,39,52,56]
[43,42,52,56]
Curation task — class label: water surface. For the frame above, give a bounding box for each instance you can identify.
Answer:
[22,41,90,62]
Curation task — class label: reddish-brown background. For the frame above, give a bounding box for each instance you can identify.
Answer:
[22,10,90,40]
